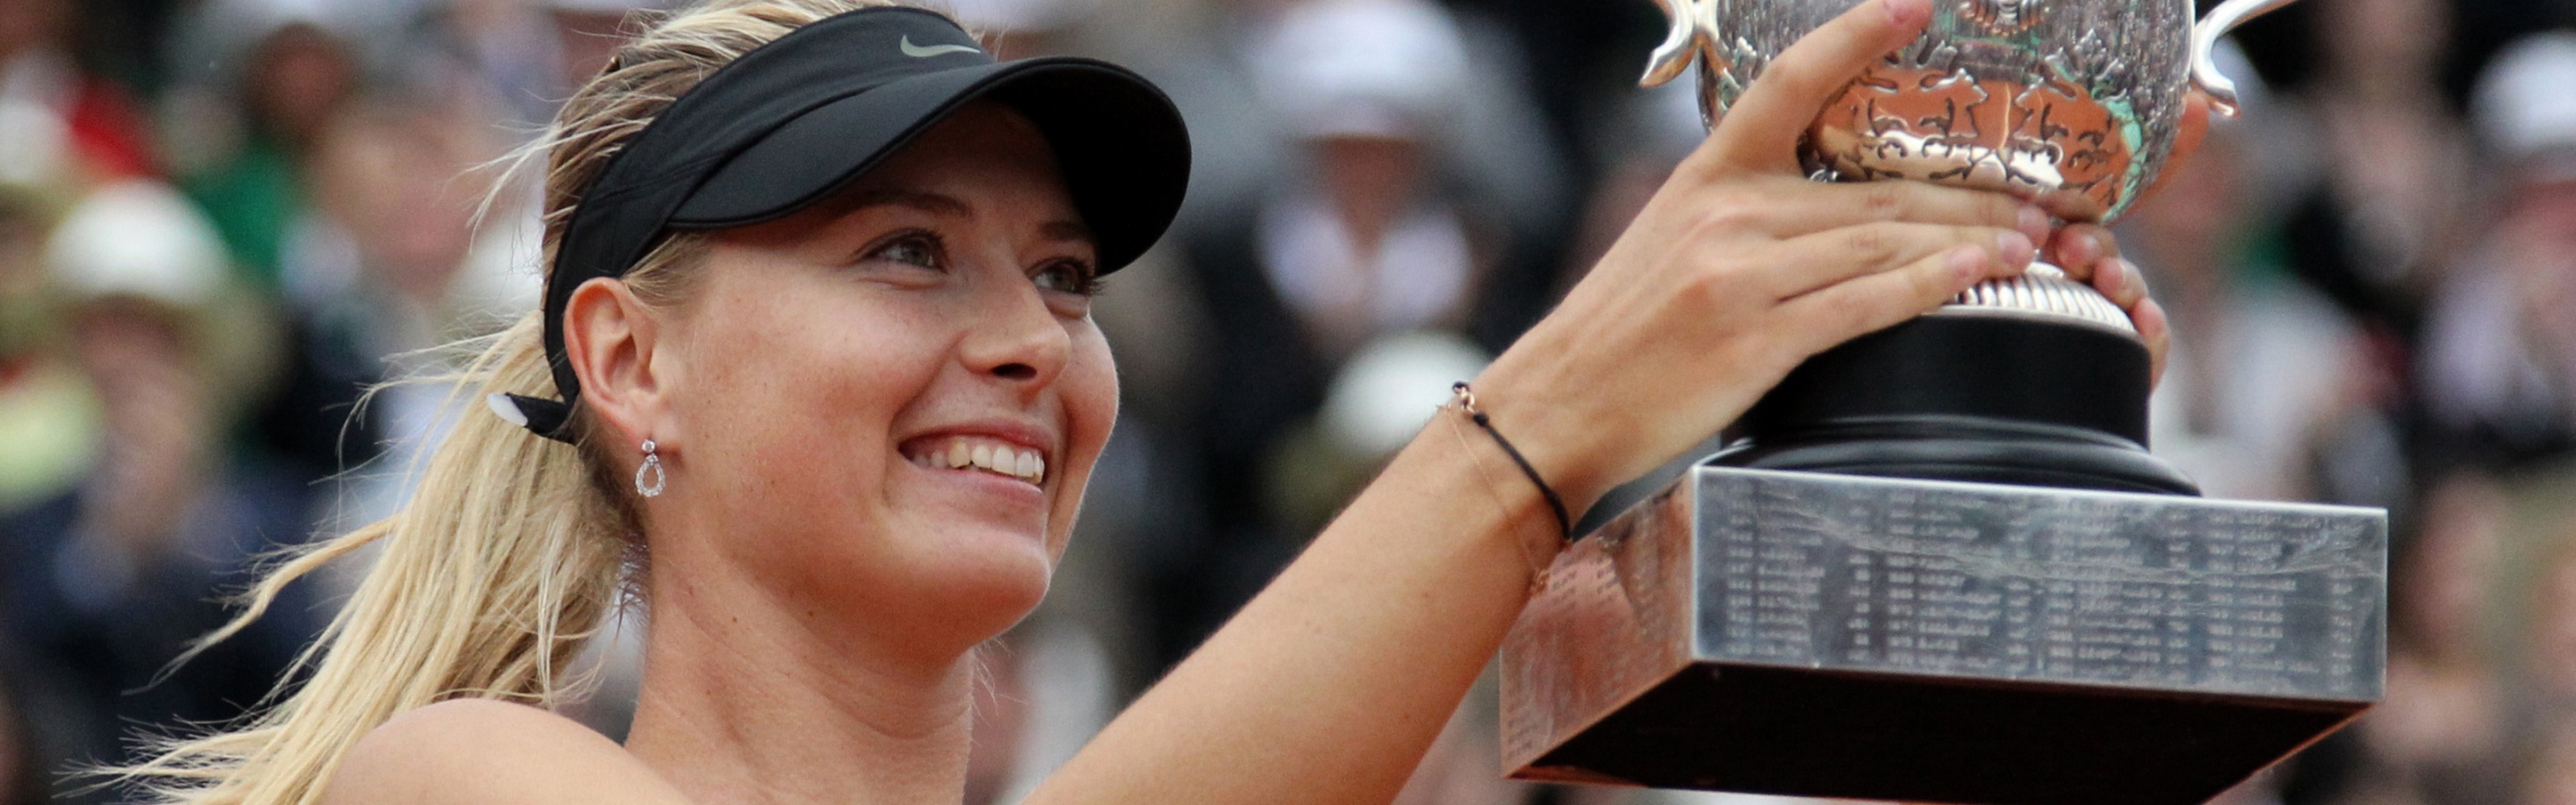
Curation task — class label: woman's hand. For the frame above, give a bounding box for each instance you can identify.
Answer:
[2053,223,2172,386]
[2052,88,2215,390]
[1473,0,2045,512]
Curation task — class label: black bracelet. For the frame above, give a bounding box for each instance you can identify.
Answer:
[1449,382,1573,544]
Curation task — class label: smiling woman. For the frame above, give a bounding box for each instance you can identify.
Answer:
[626,103,1125,655]
[107,0,2173,803]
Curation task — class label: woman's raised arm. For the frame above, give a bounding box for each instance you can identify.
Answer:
[1020,0,2121,801]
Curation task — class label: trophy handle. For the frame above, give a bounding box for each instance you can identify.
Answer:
[2190,0,2300,115]
[1641,0,1716,88]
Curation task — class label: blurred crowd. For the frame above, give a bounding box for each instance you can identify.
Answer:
[3,0,2576,801]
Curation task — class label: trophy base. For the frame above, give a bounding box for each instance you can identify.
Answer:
[1500,466,2385,805]
[1518,664,2360,804]
[1723,309,2199,496]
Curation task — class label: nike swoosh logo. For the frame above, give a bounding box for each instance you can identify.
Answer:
[901,36,981,58]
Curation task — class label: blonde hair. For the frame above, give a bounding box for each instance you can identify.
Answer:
[115,1,895,801]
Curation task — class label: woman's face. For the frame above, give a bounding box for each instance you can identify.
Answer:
[657,102,1115,646]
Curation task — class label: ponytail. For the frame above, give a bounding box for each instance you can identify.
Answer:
[115,317,631,805]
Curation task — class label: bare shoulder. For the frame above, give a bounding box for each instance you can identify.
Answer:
[324,699,691,805]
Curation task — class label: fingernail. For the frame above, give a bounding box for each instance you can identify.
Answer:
[2095,257,2126,293]
[2017,206,2049,244]
[1883,0,1931,26]
[1947,246,1986,283]
[2121,258,2150,296]
[1997,231,2036,267]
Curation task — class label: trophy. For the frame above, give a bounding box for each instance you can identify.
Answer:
[1497,2,2389,803]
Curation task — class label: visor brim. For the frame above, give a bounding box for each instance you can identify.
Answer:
[668,57,1191,274]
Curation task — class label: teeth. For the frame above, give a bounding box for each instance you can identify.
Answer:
[911,437,1046,484]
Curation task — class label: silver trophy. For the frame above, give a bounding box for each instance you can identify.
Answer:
[1497,2,2389,803]
[1649,0,2293,337]
[1651,0,2284,220]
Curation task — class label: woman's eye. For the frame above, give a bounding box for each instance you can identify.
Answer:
[1032,258,1100,295]
[865,233,943,269]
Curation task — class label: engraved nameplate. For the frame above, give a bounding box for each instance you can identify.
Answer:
[1695,470,2383,701]
[1501,465,2387,804]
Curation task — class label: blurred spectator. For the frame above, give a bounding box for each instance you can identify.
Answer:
[285,96,535,530]
[171,2,361,293]
[2420,32,2576,468]
[2128,60,2402,506]
[0,185,88,518]
[0,0,159,189]
[411,0,582,131]
[0,180,318,801]
[1166,0,1545,669]
[2335,470,2516,805]
[2277,0,2475,339]
[1243,0,1481,360]
[0,187,73,805]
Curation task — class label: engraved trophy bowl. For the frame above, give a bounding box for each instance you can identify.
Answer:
[1645,0,2303,495]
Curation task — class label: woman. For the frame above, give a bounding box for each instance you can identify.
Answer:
[120,0,2180,802]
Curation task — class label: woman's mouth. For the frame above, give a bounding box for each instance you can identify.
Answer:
[902,436,1046,486]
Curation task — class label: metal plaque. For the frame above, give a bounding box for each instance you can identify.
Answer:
[1501,465,2385,805]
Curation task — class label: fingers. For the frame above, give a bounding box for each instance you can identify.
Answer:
[2090,255,2168,386]
[1762,181,2049,242]
[2046,223,2119,279]
[1763,222,2034,301]
[1771,242,2014,358]
[2088,256,2150,313]
[2132,297,2171,388]
[2048,223,2151,341]
[2048,224,2167,387]
[1698,0,1932,174]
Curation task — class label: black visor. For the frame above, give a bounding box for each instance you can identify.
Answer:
[496,6,1191,444]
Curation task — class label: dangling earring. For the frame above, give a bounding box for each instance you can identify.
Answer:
[636,439,666,498]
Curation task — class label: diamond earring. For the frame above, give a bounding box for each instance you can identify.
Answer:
[636,439,666,497]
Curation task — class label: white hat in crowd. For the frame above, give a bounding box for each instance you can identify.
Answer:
[2474,32,2576,183]
[1250,0,1471,141]
[45,181,230,310]
[1322,331,1490,459]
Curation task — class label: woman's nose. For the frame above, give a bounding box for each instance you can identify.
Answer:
[959,280,1072,388]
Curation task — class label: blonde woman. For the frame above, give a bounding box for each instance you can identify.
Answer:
[122,0,2181,802]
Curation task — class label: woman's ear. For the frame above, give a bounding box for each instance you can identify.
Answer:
[563,277,676,451]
